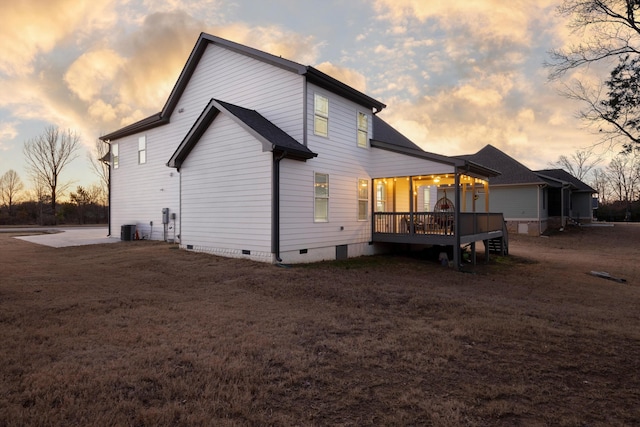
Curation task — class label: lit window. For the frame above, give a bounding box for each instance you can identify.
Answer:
[314,94,329,137]
[358,179,369,220]
[138,136,146,164]
[423,187,431,211]
[357,112,368,148]
[314,173,329,222]
[112,143,119,169]
[376,181,386,212]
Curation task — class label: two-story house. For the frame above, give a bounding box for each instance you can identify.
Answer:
[100,33,505,266]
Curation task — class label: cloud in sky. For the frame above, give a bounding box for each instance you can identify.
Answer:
[359,0,601,168]
[0,0,611,188]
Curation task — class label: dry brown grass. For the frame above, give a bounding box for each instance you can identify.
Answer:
[1,224,639,426]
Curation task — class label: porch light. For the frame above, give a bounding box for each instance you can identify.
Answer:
[434,177,440,183]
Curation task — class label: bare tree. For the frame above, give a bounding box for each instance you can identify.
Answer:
[23,126,80,215]
[550,149,602,181]
[591,168,610,204]
[88,138,109,191]
[606,148,640,218]
[0,169,24,216]
[547,0,640,148]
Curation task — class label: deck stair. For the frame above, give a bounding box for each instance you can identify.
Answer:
[486,221,509,255]
[486,237,507,255]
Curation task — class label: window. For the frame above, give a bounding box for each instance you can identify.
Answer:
[376,181,386,211]
[357,112,368,148]
[422,187,431,211]
[358,179,369,220]
[112,143,119,169]
[314,173,329,221]
[138,136,146,164]
[314,94,329,137]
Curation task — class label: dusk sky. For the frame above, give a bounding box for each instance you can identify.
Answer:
[0,0,611,193]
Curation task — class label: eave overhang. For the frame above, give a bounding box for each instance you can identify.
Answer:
[167,99,317,171]
[370,139,500,179]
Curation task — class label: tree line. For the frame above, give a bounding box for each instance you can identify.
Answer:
[0,126,109,226]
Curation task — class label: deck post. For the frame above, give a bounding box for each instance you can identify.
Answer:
[409,176,414,234]
[483,239,490,263]
[453,171,461,270]
[471,241,476,266]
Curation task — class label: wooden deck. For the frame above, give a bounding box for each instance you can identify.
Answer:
[372,212,506,247]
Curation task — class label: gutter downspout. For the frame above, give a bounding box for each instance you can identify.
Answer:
[537,184,546,235]
[561,185,564,229]
[108,160,111,237]
[303,78,308,146]
[105,140,112,237]
[272,150,287,263]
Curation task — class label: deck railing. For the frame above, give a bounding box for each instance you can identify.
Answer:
[373,212,504,237]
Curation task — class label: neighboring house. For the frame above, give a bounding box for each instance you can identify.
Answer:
[100,33,505,265]
[460,144,595,235]
[534,168,597,227]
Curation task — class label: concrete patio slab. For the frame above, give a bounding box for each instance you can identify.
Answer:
[8,227,119,248]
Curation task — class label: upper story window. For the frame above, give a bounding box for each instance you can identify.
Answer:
[314,172,329,222]
[112,143,119,169]
[358,179,369,221]
[357,112,368,148]
[138,136,147,164]
[314,94,329,137]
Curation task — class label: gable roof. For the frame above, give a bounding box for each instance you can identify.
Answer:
[167,99,316,170]
[535,168,596,193]
[458,144,545,186]
[101,32,385,141]
[371,117,500,178]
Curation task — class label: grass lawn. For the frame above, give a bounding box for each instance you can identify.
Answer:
[1,224,639,426]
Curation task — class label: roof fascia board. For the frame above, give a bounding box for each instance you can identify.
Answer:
[371,139,458,165]
[167,99,220,169]
[306,67,386,112]
[489,182,550,188]
[168,99,316,169]
[213,100,287,154]
[212,100,316,161]
[99,113,166,141]
[535,172,573,187]
[371,140,501,178]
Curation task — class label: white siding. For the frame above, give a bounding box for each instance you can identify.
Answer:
[110,42,304,242]
[277,83,459,262]
[176,44,304,142]
[370,148,454,178]
[180,114,273,261]
[110,128,180,241]
[278,85,374,261]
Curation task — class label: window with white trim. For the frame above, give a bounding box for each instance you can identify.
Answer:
[358,179,369,220]
[314,94,329,137]
[138,136,146,164]
[314,172,329,222]
[112,143,119,169]
[357,112,368,148]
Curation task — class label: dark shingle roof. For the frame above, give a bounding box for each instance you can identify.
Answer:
[167,99,316,170]
[458,144,544,186]
[370,117,500,177]
[372,115,423,151]
[535,169,596,193]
